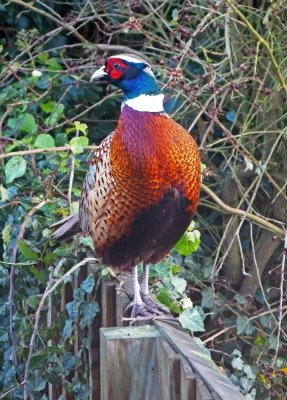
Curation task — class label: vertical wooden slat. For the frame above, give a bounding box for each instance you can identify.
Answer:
[101,280,116,327]
[73,272,79,382]
[157,336,180,400]
[178,354,196,400]
[115,277,131,327]
[47,294,54,400]
[62,281,73,399]
[196,378,213,400]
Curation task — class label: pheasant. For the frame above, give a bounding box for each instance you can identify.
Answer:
[53,54,201,317]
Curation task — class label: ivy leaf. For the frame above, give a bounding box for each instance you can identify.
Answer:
[236,315,255,335]
[156,288,173,306]
[232,349,242,357]
[0,328,8,342]
[234,293,248,305]
[79,301,100,329]
[61,319,73,341]
[245,389,256,400]
[0,184,8,202]
[45,103,65,127]
[254,335,266,347]
[231,356,244,371]
[2,364,16,383]
[244,364,256,380]
[34,133,55,149]
[40,100,56,113]
[171,276,187,294]
[66,121,88,136]
[239,376,253,392]
[179,306,205,332]
[0,266,8,287]
[18,239,39,260]
[29,265,46,285]
[2,224,12,245]
[201,287,214,309]
[193,337,211,358]
[75,121,88,135]
[149,262,170,278]
[26,295,41,310]
[80,274,95,294]
[180,297,193,309]
[29,351,50,368]
[80,236,94,251]
[18,113,38,134]
[267,335,278,350]
[70,136,89,154]
[66,300,79,320]
[175,222,201,256]
[5,156,27,183]
[62,352,78,371]
[43,252,58,264]
[171,264,180,274]
[29,370,46,391]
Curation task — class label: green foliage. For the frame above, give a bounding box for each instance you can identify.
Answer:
[175,221,201,257]
[34,134,55,149]
[179,307,205,332]
[70,136,89,154]
[5,156,27,183]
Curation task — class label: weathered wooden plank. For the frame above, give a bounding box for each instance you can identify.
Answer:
[154,321,245,400]
[196,378,213,400]
[101,280,116,327]
[100,326,159,400]
[87,258,102,400]
[157,336,180,400]
[178,354,196,400]
[210,393,221,400]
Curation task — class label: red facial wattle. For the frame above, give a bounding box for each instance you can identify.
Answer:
[110,69,124,80]
[105,58,128,80]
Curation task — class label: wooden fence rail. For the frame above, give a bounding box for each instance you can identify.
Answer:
[100,278,245,400]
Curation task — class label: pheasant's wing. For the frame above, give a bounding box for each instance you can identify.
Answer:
[51,133,114,240]
[79,132,114,234]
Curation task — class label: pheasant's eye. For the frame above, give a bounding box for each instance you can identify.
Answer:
[113,62,120,70]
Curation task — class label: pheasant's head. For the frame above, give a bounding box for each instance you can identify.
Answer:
[91,54,163,112]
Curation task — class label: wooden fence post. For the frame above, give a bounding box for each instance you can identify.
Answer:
[100,326,159,400]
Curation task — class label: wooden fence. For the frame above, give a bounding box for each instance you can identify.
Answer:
[100,277,246,400]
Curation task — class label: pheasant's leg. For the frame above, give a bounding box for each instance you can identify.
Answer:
[140,263,171,315]
[140,262,149,297]
[131,266,142,309]
[128,266,152,318]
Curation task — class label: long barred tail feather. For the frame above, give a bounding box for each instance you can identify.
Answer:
[51,213,80,240]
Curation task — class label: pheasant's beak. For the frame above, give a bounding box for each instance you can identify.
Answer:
[90,66,108,82]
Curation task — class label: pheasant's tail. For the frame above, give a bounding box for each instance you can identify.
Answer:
[51,213,80,240]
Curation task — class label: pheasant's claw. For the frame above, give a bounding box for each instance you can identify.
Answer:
[125,301,162,319]
[131,303,155,319]
[125,296,171,323]
[141,294,171,316]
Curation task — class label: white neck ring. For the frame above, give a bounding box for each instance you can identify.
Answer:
[122,93,164,112]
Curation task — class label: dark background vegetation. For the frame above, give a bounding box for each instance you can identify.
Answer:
[0,0,286,399]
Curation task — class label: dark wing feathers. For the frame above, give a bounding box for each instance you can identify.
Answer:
[103,187,192,269]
